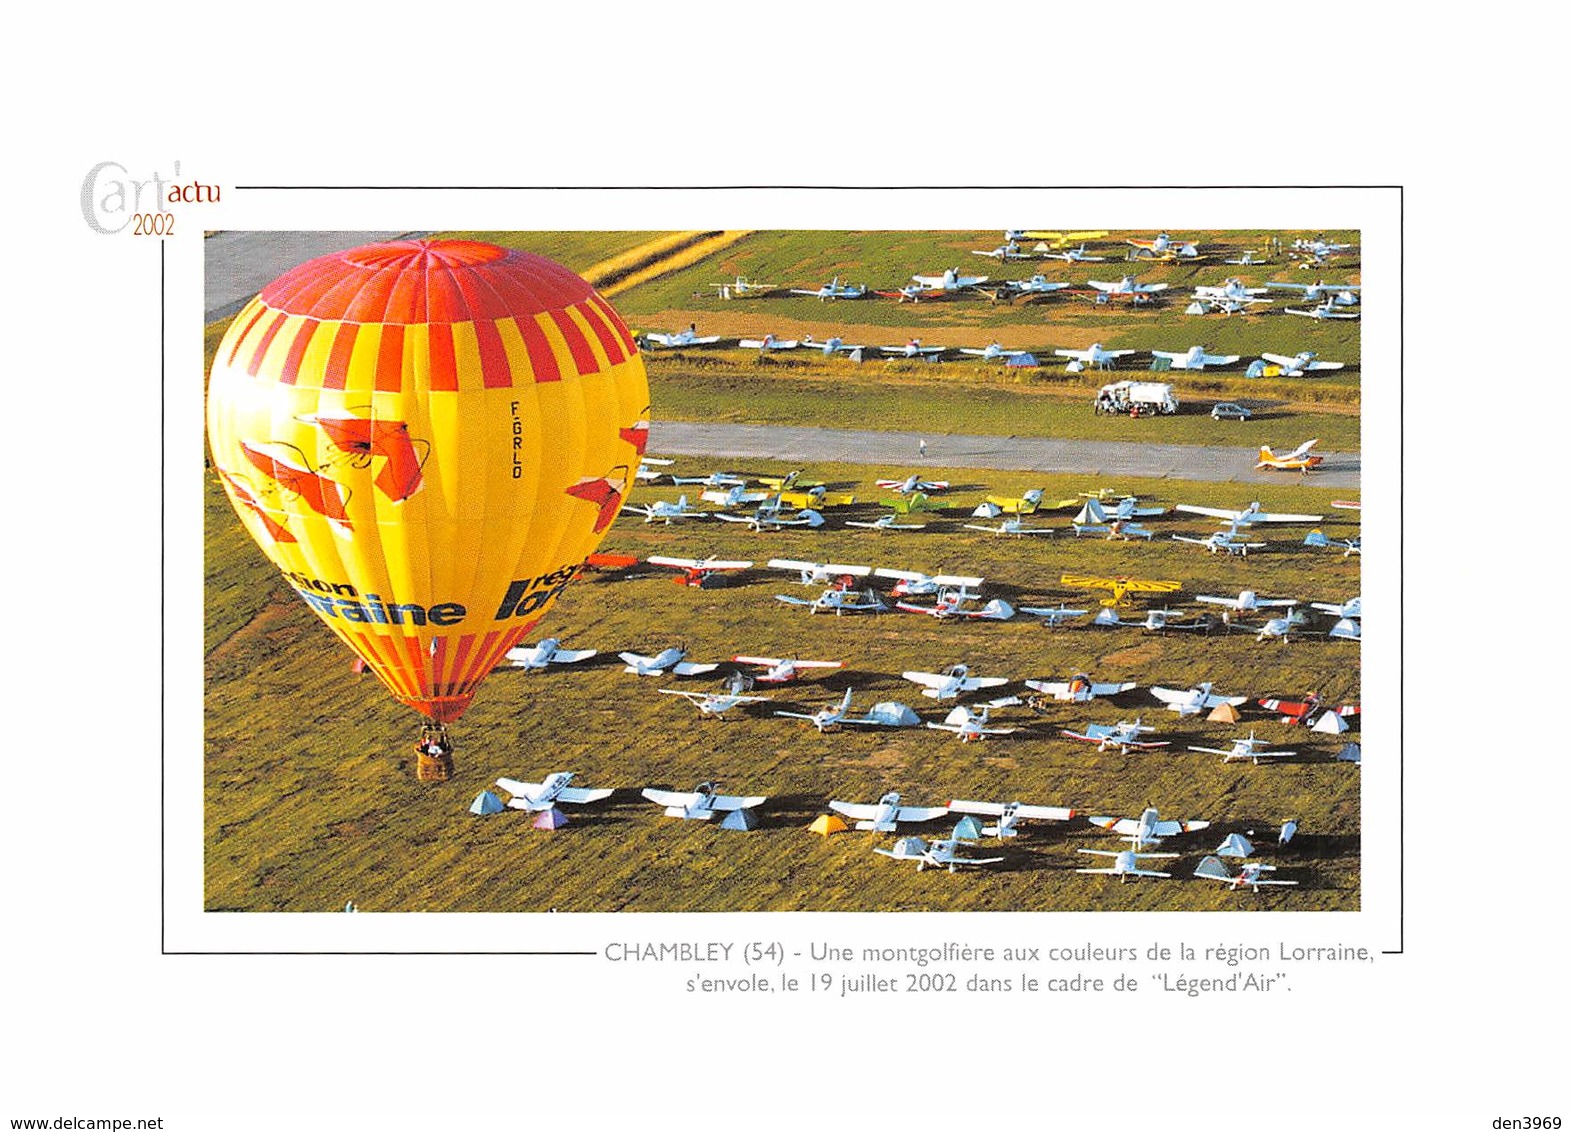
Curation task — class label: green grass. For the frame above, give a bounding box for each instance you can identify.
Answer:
[433,230,680,274]
[205,459,1360,914]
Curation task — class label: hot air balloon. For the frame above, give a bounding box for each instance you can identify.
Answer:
[207,239,649,780]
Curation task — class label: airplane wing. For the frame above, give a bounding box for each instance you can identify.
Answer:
[1151,818,1209,837]
[1175,504,1241,521]
[900,671,950,690]
[828,800,883,821]
[895,805,952,822]
[1085,816,1140,836]
[617,651,655,669]
[657,689,704,703]
[547,648,597,663]
[640,788,695,808]
[709,793,767,811]
[1243,510,1324,524]
[556,786,615,804]
[670,662,720,677]
[495,777,543,797]
[646,555,703,569]
[960,676,1010,691]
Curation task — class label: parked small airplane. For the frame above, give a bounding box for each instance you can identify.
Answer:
[1258,693,1360,727]
[991,275,1074,302]
[971,241,1031,261]
[641,781,768,821]
[715,504,825,531]
[709,276,777,299]
[926,704,1018,742]
[1085,806,1210,849]
[775,587,888,615]
[1305,529,1361,556]
[1151,345,1242,371]
[1172,527,1267,556]
[737,334,800,351]
[947,799,1076,837]
[1017,604,1092,627]
[775,689,920,731]
[1194,855,1299,891]
[1060,717,1169,753]
[959,342,1033,361]
[766,558,872,587]
[634,456,675,482]
[799,334,866,357]
[1289,237,1354,265]
[1266,279,1360,305]
[879,339,947,358]
[1075,848,1178,882]
[647,555,754,587]
[1188,732,1297,765]
[844,514,927,532]
[790,276,868,301]
[1176,501,1323,526]
[830,791,950,832]
[1225,250,1271,265]
[1150,682,1248,716]
[1257,439,1324,474]
[699,484,770,507]
[877,474,951,495]
[670,471,748,488]
[503,638,598,670]
[1041,243,1106,263]
[1284,298,1360,321]
[618,645,719,678]
[1084,276,1170,304]
[1005,229,1109,247]
[875,837,1005,872]
[624,494,710,523]
[975,488,1056,516]
[1059,573,1182,607]
[901,663,1011,700]
[1310,596,1362,619]
[1071,519,1156,541]
[1127,232,1200,260]
[1025,675,1135,702]
[1250,606,1308,643]
[964,517,1057,537]
[1190,278,1271,314]
[644,324,723,349]
[1052,342,1137,370]
[658,688,772,718]
[1091,607,1218,633]
[910,267,989,292]
[1261,351,1346,376]
[495,771,614,813]
[731,656,844,683]
[896,594,1018,621]
[874,568,984,596]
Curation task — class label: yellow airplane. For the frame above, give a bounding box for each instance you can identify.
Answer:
[1060,573,1182,608]
[1008,229,1109,248]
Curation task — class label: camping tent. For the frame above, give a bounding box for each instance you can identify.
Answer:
[807,814,848,837]
[469,790,506,816]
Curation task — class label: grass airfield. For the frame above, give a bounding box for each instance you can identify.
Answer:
[203,229,1361,914]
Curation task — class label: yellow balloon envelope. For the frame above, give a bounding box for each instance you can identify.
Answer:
[207,239,649,726]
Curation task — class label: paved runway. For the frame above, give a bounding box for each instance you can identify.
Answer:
[648,421,1361,489]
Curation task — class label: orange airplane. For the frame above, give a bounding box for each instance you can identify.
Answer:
[1256,439,1324,475]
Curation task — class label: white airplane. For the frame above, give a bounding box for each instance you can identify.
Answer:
[1151,345,1242,371]
[1252,607,1306,644]
[670,471,748,488]
[644,324,723,348]
[1261,351,1347,376]
[1176,501,1324,526]
[1075,848,1178,882]
[1077,494,1167,520]
[963,517,1057,537]
[830,791,950,832]
[766,558,873,586]
[972,240,1031,261]
[1086,276,1170,303]
[1053,342,1137,370]
[1289,237,1354,265]
[877,474,951,495]
[775,689,920,731]
[1194,855,1299,891]
[715,505,826,531]
[709,276,777,299]
[1017,604,1092,627]
[738,334,801,351]
[1127,232,1199,259]
[959,341,1033,361]
[844,514,927,532]
[1070,519,1156,541]
[1149,682,1248,716]
[876,836,1005,872]
[994,275,1074,300]
[874,568,984,597]
[775,587,889,615]
[879,339,947,358]
[634,456,675,482]
[799,334,867,357]
[731,656,844,684]
[658,688,772,718]
[910,267,989,292]
[925,704,1018,742]
[1265,279,1361,305]
[896,594,1019,621]
[1284,298,1360,321]
[1025,675,1136,703]
[618,645,720,677]
[641,781,768,821]
[1041,244,1106,263]
[1192,278,1270,306]
[1172,528,1268,556]
[697,484,771,507]
[1091,607,1218,633]
[647,555,754,587]
[790,276,868,301]
[947,800,1076,838]
[901,664,1011,700]
[1085,806,1211,849]
[495,771,614,813]
[1060,717,1169,753]
[623,494,709,524]
[1225,249,1271,265]
[503,638,598,670]
[1194,589,1299,616]
[1188,732,1297,764]
[1311,596,1362,619]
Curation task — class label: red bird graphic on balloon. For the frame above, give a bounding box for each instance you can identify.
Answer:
[238,440,352,532]
[307,413,426,502]
[620,410,651,456]
[564,465,631,533]
[216,468,297,544]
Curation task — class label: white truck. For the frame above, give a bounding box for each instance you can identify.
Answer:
[1094,380,1179,416]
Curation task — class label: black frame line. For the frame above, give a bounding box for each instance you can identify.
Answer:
[172,185,1402,955]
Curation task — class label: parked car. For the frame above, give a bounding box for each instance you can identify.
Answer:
[1210,402,1253,421]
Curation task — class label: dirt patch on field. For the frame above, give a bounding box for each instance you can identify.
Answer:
[1101,640,1164,668]
[207,599,311,668]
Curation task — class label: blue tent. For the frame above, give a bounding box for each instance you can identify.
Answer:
[951,816,984,840]
[718,807,761,831]
[1004,353,1039,368]
[469,790,506,816]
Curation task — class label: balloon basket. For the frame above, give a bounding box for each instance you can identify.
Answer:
[416,751,454,782]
